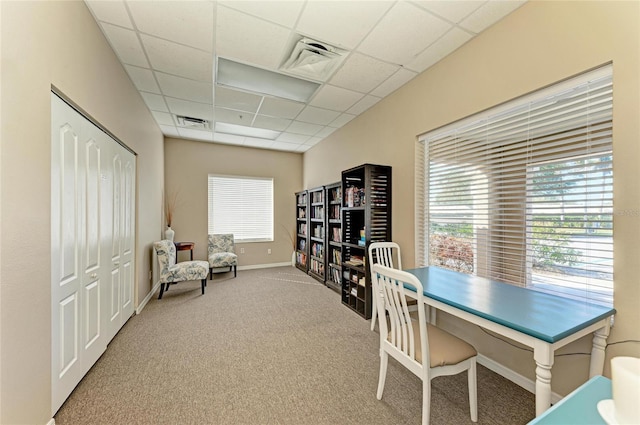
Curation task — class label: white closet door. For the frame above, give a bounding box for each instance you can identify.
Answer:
[51,95,89,413]
[104,137,136,341]
[51,93,136,415]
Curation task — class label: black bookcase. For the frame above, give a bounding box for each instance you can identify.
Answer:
[340,164,392,319]
[295,190,309,272]
[308,186,325,282]
[325,182,342,293]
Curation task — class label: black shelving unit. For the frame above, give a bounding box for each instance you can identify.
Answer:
[325,182,342,293]
[340,164,392,319]
[308,186,326,282]
[295,190,309,272]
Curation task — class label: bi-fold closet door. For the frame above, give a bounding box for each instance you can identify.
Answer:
[50,93,136,415]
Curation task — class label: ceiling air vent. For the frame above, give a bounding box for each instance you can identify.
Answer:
[176,115,211,130]
[281,37,346,82]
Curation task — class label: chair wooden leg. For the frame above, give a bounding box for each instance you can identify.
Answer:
[422,379,431,425]
[468,359,478,422]
[201,279,206,295]
[233,265,237,277]
[377,350,388,400]
[158,283,165,299]
[209,268,213,280]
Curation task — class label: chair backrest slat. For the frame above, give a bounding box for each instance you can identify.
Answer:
[373,264,428,365]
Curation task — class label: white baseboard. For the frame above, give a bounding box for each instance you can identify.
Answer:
[477,353,563,404]
[136,281,161,315]
[237,262,293,270]
[46,418,55,425]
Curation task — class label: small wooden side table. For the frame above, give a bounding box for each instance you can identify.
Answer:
[174,241,195,261]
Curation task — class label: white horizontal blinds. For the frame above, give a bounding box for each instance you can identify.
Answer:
[208,175,274,242]
[415,139,428,267]
[419,65,613,306]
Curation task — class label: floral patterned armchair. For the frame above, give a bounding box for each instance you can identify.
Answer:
[154,240,209,299]
[208,234,238,279]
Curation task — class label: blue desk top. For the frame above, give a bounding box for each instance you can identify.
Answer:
[528,376,611,424]
[405,267,616,343]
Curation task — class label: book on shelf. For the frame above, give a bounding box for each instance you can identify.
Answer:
[344,255,363,267]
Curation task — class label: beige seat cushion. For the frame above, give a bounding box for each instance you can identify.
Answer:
[387,320,477,368]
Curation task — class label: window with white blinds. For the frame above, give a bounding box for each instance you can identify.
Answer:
[208,175,274,242]
[416,65,613,306]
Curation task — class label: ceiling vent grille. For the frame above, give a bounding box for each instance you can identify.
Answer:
[281,38,346,82]
[176,115,211,130]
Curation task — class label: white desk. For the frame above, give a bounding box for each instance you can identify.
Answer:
[404,267,616,417]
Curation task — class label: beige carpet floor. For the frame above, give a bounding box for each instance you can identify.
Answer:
[54,266,535,424]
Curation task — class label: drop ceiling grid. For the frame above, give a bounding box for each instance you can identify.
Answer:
[85,0,528,152]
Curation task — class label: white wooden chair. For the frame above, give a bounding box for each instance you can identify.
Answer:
[372,264,478,425]
[369,242,403,331]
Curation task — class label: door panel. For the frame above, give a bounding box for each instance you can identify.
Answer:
[59,293,79,377]
[84,280,100,350]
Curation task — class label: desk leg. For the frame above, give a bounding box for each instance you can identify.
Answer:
[589,321,610,378]
[534,344,554,416]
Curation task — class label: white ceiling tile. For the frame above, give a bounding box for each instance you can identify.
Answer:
[166,97,213,120]
[141,92,169,112]
[124,65,160,93]
[243,136,276,149]
[295,144,312,152]
[309,85,363,112]
[329,113,356,128]
[370,68,418,98]
[177,127,214,141]
[216,5,291,69]
[296,1,393,49]
[159,125,180,137]
[296,106,340,126]
[259,97,305,119]
[459,0,527,34]
[218,1,304,28]
[330,53,399,94]
[358,2,451,65]
[412,0,484,23]
[140,34,212,82]
[127,1,214,52]
[347,95,382,115]
[86,1,133,28]
[315,126,337,138]
[270,141,300,151]
[304,136,323,146]
[156,72,213,104]
[286,121,323,136]
[214,132,246,144]
[253,115,292,132]
[215,86,262,113]
[214,107,254,126]
[277,132,310,144]
[406,27,474,72]
[101,23,149,68]
[152,111,175,126]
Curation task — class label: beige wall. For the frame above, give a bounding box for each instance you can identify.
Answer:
[304,0,640,396]
[164,138,303,266]
[0,1,164,423]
